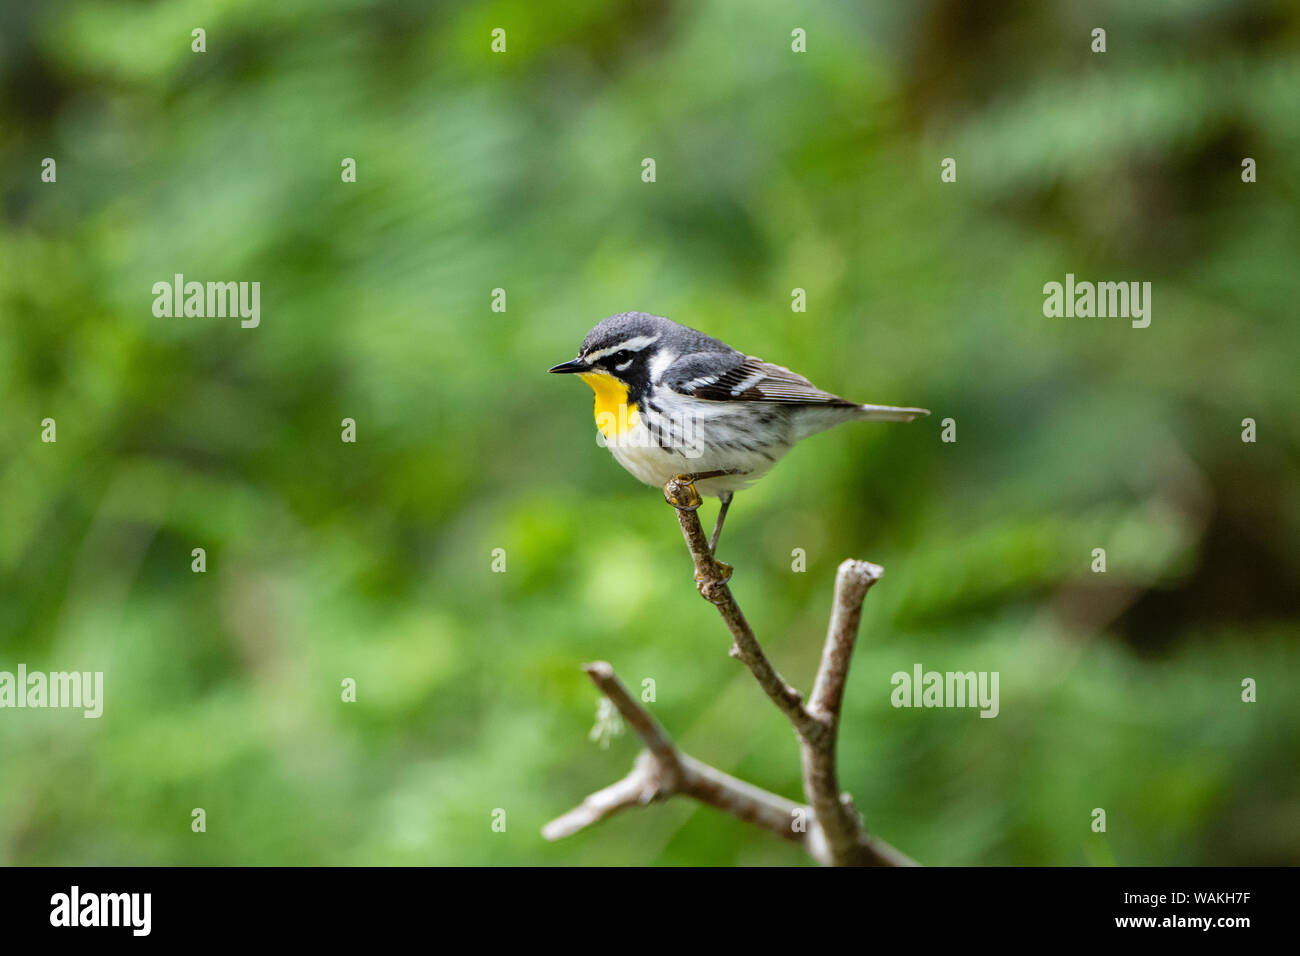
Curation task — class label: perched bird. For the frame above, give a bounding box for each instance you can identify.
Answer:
[549,311,928,552]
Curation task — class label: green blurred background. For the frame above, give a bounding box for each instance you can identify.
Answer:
[2,0,1298,865]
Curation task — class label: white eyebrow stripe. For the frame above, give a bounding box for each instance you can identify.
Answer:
[584,334,659,362]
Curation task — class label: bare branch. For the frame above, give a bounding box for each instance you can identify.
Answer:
[663,477,915,867]
[582,661,680,776]
[662,475,819,737]
[540,753,662,841]
[677,754,810,849]
[810,559,882,725]
[543,476,917,866]
[799,559,915,866]
[542,662,813,850]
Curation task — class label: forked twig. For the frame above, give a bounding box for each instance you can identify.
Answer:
[543,475,916,866]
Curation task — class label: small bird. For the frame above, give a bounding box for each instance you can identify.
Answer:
[550,311,928,553]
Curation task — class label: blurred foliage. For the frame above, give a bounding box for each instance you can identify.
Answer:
[1,0,1298,865]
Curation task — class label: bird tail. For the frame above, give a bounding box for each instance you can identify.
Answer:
[855,404,929,422]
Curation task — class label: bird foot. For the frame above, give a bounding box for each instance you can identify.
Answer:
[695,559,733,600]
[663,474,702,510]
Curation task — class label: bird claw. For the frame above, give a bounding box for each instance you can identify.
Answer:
[663,474,702,510]
[695,559,733,599]
[709,559,733,582]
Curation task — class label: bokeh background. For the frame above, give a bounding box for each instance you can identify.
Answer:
[2,0,1298,866]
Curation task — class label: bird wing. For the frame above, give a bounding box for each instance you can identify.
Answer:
[662,351,856,406]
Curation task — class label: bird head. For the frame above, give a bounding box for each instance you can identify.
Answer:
[548,312,677,397]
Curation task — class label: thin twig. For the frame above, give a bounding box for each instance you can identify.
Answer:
[799,560,914,866]
[542,662,813,851]
[662,475,819,737]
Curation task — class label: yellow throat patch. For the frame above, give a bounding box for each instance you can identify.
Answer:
[578,372,639,438]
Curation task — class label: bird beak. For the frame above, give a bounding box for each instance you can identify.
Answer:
[548,357,587,374]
